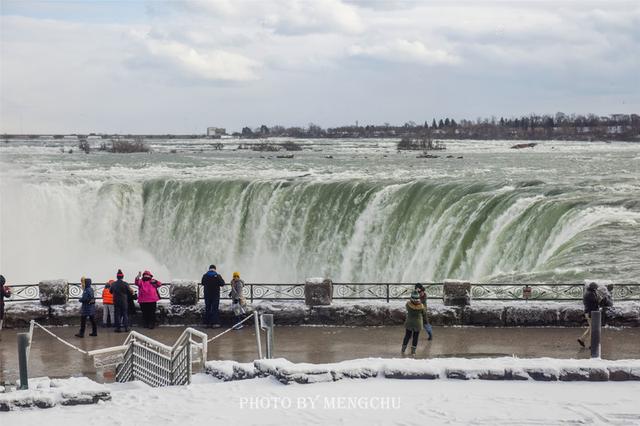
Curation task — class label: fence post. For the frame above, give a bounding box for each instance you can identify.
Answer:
[253,311,263,359]
[261,314,274,359]
[590,310,601,358]
[18,332,30,389]
[26,319,35,362]
[386,284,389,303]
[250,284,254,303]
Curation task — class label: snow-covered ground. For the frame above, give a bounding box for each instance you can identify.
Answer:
[3,374,640,425]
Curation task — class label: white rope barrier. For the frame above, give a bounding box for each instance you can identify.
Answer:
[31,321,89,355]
[29,314,259,359]
[207,314,255,343]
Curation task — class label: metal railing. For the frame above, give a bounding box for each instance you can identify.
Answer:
[112,327,207,387]
[5,282,640,302]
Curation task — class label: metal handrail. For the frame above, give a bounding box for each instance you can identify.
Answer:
[113,327,205,387]
[5,282,640,302]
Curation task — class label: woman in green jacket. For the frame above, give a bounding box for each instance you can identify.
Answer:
[402,290,428,356]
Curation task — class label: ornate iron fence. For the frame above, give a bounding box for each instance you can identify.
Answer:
[5,282,640,302]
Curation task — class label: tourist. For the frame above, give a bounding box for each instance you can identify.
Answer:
[578,282,599,348]
[135,270,162,329]
[110,269,132,332]
[75,277,97,338]
[200,265,225,328]
[127,286,138,328]
[0,275,10,339]
[597,284,614,326]
[415,283,433,341]
[229,271,246,329]
[102,279,115,327]
[402,290,428,356]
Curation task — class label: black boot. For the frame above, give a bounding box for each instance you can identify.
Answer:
[401,344,407,354]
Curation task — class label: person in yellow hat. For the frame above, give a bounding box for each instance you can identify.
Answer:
[229,271,246,329]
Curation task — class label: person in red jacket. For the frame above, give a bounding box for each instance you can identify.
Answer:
[134,270,162,329]
[102,280,115,327]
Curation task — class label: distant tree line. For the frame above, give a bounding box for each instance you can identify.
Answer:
[233,113,640,141]
[3,113,638,142]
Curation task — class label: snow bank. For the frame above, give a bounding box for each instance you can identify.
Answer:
[204,360,256,381]
[4,375,640,425]
[205,357,640,385]
[0,376,110,411]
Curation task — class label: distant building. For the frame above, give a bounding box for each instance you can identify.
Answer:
[207,127,226,137]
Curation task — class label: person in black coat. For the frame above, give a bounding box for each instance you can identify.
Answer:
[0,275,11,338]
[110,269,132,332]
[578,282,599,348]
[200,265,225,328]
[75,277,97,337]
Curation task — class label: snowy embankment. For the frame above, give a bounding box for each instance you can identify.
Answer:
[5,299,640,328]
[2,374,640,425]
[205,356,640,384]
[0,377,110,411]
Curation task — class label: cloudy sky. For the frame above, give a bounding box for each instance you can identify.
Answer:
[1,0,638,133]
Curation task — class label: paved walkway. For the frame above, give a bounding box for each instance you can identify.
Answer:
[1,325,638,383]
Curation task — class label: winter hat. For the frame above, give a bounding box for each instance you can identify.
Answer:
[415,283,424,291]
[143,270,153,278]
[410,290,421,302]
[588,282,598,291]
[233,271,240,279]
[209,264,216,270]
[116,269,124,279]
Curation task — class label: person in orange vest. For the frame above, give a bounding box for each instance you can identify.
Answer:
[102,279,115,327]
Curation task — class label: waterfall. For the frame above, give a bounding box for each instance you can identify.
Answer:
[1,176,639,283]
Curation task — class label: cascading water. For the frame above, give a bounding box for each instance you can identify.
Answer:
[2,170,639,284]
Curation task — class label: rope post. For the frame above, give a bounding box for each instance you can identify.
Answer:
[26,319,35,362]
[591,310,602,358]
[253,311,263,359]
[17,332,30,389]
[261,313,274,359]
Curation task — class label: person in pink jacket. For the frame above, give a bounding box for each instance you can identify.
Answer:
[134,270,162,329]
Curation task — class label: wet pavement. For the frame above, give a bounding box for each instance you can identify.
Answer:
[1,325,639,384]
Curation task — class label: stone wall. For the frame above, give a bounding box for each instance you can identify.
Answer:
[3,300,639,328]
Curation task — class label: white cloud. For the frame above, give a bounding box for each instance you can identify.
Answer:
[133,32,261,81]
[350,38,461,65]
[262,0,365,35]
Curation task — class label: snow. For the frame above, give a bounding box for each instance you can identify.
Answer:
[207,356,640,384]
[0,377,110,411]
[2,374,639,425]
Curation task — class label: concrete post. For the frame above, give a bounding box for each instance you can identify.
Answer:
[261,314,274,359]
[253,311,263,359]
[443,280,471,306]
[591,310,601,358]
[304,278,333,306]
[18,332,29,390]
